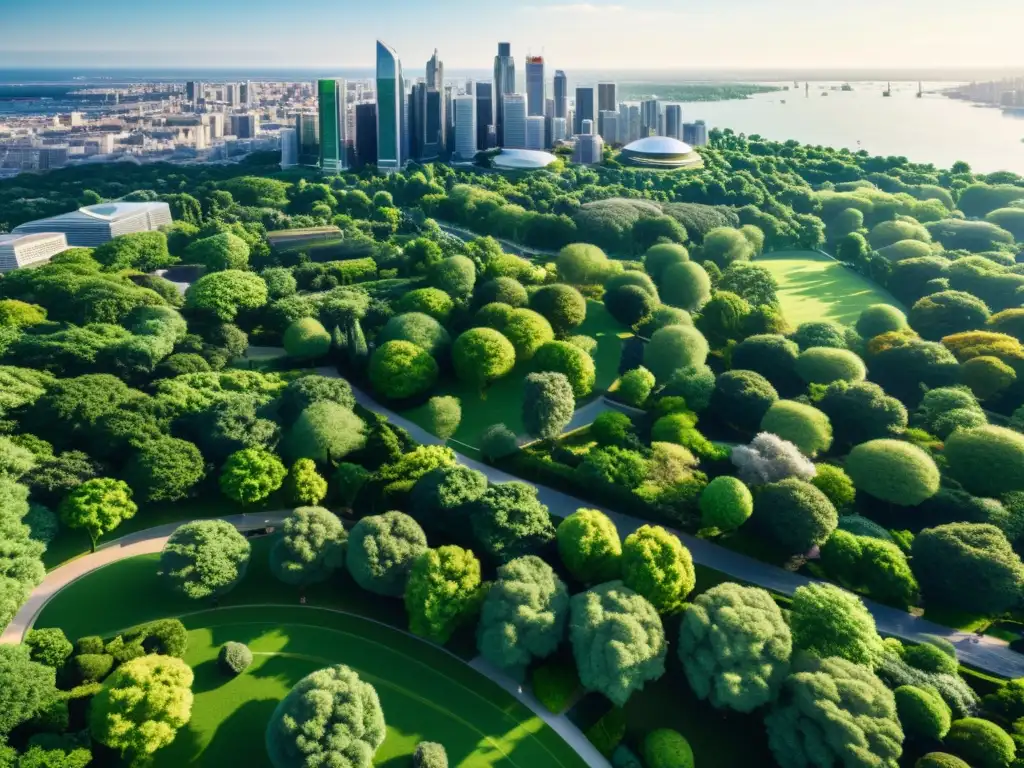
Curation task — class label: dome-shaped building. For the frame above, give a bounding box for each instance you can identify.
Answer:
[492,148,559,171]
[620,137,701,169]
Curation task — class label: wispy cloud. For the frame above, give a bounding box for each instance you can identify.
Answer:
[528,3,626,13]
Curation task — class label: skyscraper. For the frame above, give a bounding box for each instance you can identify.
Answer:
[280,128,298,168]
[376,40,406,172]
[230,113,258,139]
[410,82,443,161]
[318,79,348,172]
[597,82,616,135]
[574,86,595,135]
[641,99,661,137]
[296,113,319,166]
[502,94,527,149]
[599,110,619,144]
[226,83,240,107]
[354,102,378,167]
[683,120,708,146]
[573,133,604,165]
[453,95,477,160]
[526,55,545,117]
[493,42,515,147]
[553,70,568,119]
[551,117,568,143]
[475,81,493,151]
[665,104,683,140]
[186,81,203,107]
[426,49,444,92]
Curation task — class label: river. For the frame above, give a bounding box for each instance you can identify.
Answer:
[667,81,1024,175]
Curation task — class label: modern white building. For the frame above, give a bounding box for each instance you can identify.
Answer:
[525,116,546,150]
[0,233,69,272]
[12,202,173,248]
[502,93,527,149]
[573,133,604,165]
[280,127,299,168]
[453,95,477,161]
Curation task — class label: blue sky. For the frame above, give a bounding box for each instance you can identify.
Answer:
[2,0,1022,69]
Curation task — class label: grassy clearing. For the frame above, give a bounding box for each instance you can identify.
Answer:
[400,300,628,457]
[35,538,587,768]
[755,251,904,327]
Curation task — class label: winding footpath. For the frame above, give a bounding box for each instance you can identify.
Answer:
[5,366,1024,683]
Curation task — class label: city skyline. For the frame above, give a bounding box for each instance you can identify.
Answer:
[3,0,1022,70]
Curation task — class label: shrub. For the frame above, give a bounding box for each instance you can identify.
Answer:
[644,243,690,283]
[577,446,649,490]
[661,262,711,311]
[478,556,569,678]
[960,355,1016,400]
[287,458,328,505]
[636,730,695,768]
[480,423,518,461]
[378,312,451,357]
[452,328,516,388]
[644,325,709,382]
[74,653,113,683]
[679,583,792,713]
[944,717,1016,768]
[557,508,622,584]
[405,545,482,643]
[639,306,692,337]
[591,411,635,447]
[699,476,753,531]
[531,661,580,714]
[663,364,715,411]
[817,380,909,448]
[945,426,1024,496]
[765,655,902,768]
[529,284,587,336]
[270,506,347,587]
[557,243,614,285]
[910,290,991,341]
[754,478,837,554]
[731,432,816,485]
[870,218,932,248]
[858,304,910,339]
[711,370,778,432]
[413,742,448,768]
[369,340,439,400]
[425,396,461,440]
[760,400,832,457]
[502,308,555,362]
[570,581,666,706]
[477,276,528,308]
[790,320,848,350]
[795,346,867,385]
[347,512,428,597]
[912,523,1024,615]
[523,372,575,441]
[846,439,940,506]
[790,582,885,666]
[696,291,752,346]
[282,317,331,359]
[218,642,253,676]
[24,504,59,545]
[916,755,970,768]
[730,334,800,391]
[471,482,556,563]
[534,340,596,397]
[605,284,657,328]
[811,464,856,510]
[24,628,73,670]
[820,530,919,608]
[159,520,252,600]
[430,255,476,297]
[266,665,385,768]
[621,525,695,614]
[397,287,454,322]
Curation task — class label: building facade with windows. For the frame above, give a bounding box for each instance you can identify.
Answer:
[12,202,173,248]
[0,233,69,272]
[376,40,406,172]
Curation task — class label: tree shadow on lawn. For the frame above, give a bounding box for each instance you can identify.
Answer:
[775,264,894,325]
[163,698,280,768]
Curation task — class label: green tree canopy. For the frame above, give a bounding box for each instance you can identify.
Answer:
[159,520,252,600]
[846,439,940,506]
[621,525,695,614]
[790,583,885,667]
[699,476,753,531]
[556,508,622,584]
[0,644,57,736]
[285,401,366,464]
[405,545,482,643]
[643,325,710,382]
[369,340,439,400]
[753,478,837,555]
[470,482,556,563]
[347,512,428,597]
[523,372,575,441]
[219,448,286,504]
[270,506,347,587]
[59,477,137,552]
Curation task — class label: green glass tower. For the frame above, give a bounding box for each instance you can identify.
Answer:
[318,78,347,173]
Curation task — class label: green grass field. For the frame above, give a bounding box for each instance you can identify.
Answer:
[400,300,628,457]
[755,251,905,327]
[34,538,588,768]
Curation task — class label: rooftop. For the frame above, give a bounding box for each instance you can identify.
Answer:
[0,232,66,246]
[492,148,559,170]
[78,201,167,221]
[622,136,695,156]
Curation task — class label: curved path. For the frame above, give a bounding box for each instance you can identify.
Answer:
[5,366,1024,680]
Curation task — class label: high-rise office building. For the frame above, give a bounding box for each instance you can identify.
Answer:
[444,85,455,155]
[574,86,595,135]
[318,79,348,172]
[683,120,708,146]
[296,113,319,166]
[186,81,203,106]
[230,113,258,139]
[502,93,527,149]
[551,117,568,143]
[641,99,661,137]
[410,82,443,161]
[493,42,515,147]
[553,70,568,119]
[665,104,682,140]
[599,110,619,144]
[280,128,298,168]
[376,40,406,172]
[581,118,594,135]
[526,55,545,117]
[544,97,555,147]
[627,104,641,142]
[354,102,378,167]
[426,49,444,92]
[475,82,493,150]
[226,83,240,107]
[573,133,604,165]
[453,95,477,160]
[526,116,546,150]
[597,82,616,135]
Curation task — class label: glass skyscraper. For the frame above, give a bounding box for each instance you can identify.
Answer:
[493,42,515,147]
[553,71,568,119]
[475,82,493,150]
[574,86,595,136]
[318,78,348,173]
[376,40,406,172]
[526,56,545,117]
[296,113,320,166]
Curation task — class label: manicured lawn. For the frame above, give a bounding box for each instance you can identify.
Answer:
[755,251,905,327]
[34,539,588,768]
[400,300,628,457]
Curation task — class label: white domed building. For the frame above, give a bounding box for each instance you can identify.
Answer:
[620,137,702,169]
[491,148,560,171]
